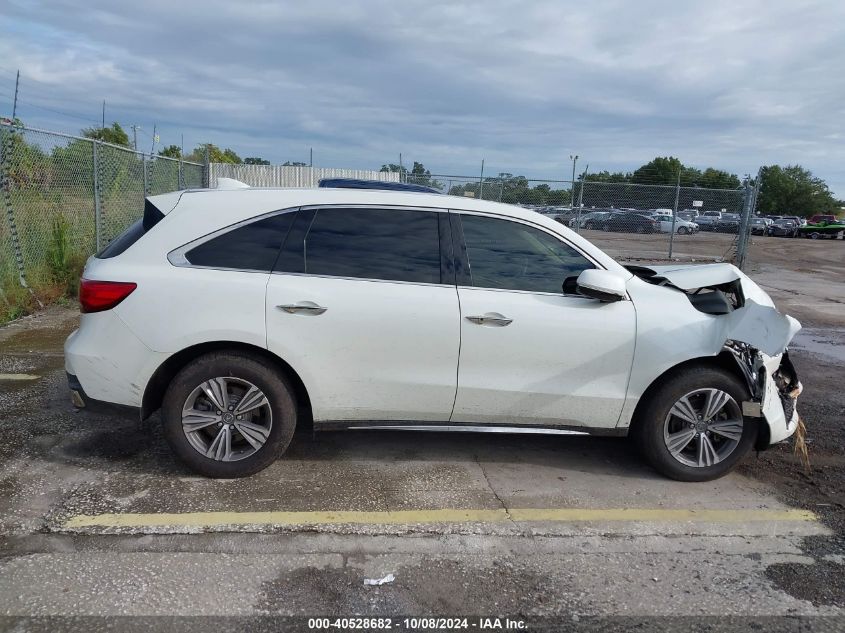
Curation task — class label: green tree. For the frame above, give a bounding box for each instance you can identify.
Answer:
[698,168,740,189]
[630,157,741,189]
[82,122,131,147]
[583,170,632,183]
[282,160,306,166]
[158,145,181,159]
[245,157,271,165]
[185,144,242,164]
[380,163,407,179]
[756,165,838,217]
[631,157,683,185]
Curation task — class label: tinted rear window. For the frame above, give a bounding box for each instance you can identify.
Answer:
[97,199,165,259]
[185,212,295,272]
[297,207,441,284]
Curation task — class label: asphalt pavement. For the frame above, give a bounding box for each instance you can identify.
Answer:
[1,299,844,630]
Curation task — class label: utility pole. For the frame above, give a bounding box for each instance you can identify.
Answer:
[131,125,139,151]
[309,147,313,167]
[11,70,19,120]
[150,124,156,155]
[399,153,403,182]
[101,101,105,129]
[479,159,485,199]
[569,154,579,209]
[181,133,184,157]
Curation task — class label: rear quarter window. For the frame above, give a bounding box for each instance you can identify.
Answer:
[184,211,296,272]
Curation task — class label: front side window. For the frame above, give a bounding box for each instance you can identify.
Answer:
[185,211,295,271]
[300,207,441,284]
[460,214,594,294]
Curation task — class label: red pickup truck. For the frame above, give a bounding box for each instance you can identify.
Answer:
[809,214,837,224]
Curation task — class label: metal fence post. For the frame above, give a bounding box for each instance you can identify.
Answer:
[1,126,30,290]
[92,141,102,251]
[143,154,149,196]
[668,171,681,259]
[735,178,754,270]
[178,157,184,190]
[574,172,588,234]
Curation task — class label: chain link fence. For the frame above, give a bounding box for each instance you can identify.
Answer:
[0,123,204,293]
[407,173,751,264]
[0,121,759,315]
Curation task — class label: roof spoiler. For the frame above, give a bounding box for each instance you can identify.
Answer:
[216,178,250,190]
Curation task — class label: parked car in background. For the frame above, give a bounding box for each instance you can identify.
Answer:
[767,219,799,238]
[714,213,741,234]
[750,218,772,235]
[64,179,803,482]
[652,214,698,234]
[693,211,722,231]
[603,213,660,234]
[569,211,612,230]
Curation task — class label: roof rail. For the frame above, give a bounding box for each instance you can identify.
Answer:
[318,178,441,194]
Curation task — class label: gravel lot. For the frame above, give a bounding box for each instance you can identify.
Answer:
[1,234,844,630]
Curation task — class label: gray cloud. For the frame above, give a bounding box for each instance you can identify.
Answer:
[1,0,842,194]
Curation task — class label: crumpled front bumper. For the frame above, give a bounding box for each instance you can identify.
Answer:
[759,350,802,446]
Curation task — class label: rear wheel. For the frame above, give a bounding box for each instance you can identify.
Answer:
[810,232,820,239]
[162,352,297,478]
[631,366,756,481]
[677,226,689,235]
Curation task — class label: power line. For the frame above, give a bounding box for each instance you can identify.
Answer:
[14,99,99,125]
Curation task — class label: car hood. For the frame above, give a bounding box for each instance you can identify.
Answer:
[628,263,801,355]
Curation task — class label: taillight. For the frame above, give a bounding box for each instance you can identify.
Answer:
[79,279,137,313]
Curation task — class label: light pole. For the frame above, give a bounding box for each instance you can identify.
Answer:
[569,154,579,209]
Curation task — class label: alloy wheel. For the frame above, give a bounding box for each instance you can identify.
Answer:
[662,388,743,468]
[181,377,273,462]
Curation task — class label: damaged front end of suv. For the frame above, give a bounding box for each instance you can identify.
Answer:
[625,263,802,451]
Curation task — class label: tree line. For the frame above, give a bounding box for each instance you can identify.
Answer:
[4,120,841,216]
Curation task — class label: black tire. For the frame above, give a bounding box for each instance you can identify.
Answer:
[678,226,689,235]
[162,352,297,478]
[631,365,757,482]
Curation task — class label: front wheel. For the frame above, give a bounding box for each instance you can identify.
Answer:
[677,226,689,235]
[162,352,297,478]
[631,366,756,481]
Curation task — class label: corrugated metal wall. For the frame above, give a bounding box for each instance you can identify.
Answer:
[208,164,400,188]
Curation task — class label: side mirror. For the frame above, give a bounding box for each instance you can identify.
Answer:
[576,269,627,302]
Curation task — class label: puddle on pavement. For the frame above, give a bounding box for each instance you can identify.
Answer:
[791,328,845,365]
[0,322,77,354]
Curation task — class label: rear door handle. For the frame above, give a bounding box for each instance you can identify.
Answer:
[277,301,327,315]
[465,312,513,327]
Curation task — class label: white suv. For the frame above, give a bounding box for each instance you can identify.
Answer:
[65,182,802,480]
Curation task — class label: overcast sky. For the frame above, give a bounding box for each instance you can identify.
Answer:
[1,0,843,195]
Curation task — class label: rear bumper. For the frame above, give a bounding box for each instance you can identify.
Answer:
[67,372,140,418]
[64,311,168,410]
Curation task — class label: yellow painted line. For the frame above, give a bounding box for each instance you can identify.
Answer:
[0,373,39,381]
[64,507,817,529]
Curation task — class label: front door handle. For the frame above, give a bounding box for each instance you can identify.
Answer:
[277,301,327,315]
[465,312,513,327]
